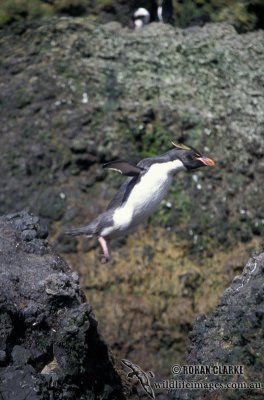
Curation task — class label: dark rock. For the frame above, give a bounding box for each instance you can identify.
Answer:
[11,346,31,365]
[53,233,78,253]
[0,211,131,400]
[35,188,67,222]
[21,229,37,241]
[171,252,264,400]
[0,351,6,363]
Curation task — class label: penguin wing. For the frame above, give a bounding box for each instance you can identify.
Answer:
[103,161,144,177]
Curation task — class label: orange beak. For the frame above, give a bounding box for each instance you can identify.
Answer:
[197,157,216,167]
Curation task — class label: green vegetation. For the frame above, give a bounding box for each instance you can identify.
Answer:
[0,0,53,26]
[0,0,263,32]
[173,0,262,32]
[141,125,170,158]
[150,186,191,229]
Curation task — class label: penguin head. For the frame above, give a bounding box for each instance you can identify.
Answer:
[171,142,215,171]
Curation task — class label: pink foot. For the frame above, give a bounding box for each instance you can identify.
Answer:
[100,255,109,264]
[98,236,111,263]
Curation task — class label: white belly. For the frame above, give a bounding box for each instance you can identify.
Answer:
[128,173,172,222]
[111,163,176,235]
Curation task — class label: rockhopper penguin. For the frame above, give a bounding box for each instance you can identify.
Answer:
[133,8,151,29]
[66,143,215,263]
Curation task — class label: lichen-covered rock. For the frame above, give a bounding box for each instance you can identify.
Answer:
[0,212,131,400]
[0,20,264,248]
[171,251,264,400]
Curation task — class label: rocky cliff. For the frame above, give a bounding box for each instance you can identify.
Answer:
[171,251,264,400]
[0,212,133,400]
[0,18,264,376]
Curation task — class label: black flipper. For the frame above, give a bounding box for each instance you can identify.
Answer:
[64,218,99,237]
[103,161,144,177]
[64,226,93,237]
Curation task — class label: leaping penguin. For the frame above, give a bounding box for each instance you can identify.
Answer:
[65,143,215,263]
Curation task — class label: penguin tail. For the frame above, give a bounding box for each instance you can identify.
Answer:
[64,225,94,238]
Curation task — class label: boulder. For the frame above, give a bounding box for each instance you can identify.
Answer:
[0,211,131,400]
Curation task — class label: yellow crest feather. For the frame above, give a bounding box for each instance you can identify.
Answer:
[171,141,192,151]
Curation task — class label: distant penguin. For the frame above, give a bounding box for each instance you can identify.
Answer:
[65,143,215,263]
[157,0,174,24]
[133,7,150,29]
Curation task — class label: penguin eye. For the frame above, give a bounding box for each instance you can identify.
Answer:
[192,153,200,160]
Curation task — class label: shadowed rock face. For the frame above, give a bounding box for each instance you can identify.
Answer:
[0,212,131,400]
[171,251,264,400]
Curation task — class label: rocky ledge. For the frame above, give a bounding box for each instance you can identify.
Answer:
[171,251,264,400]
[0,211,132,400]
